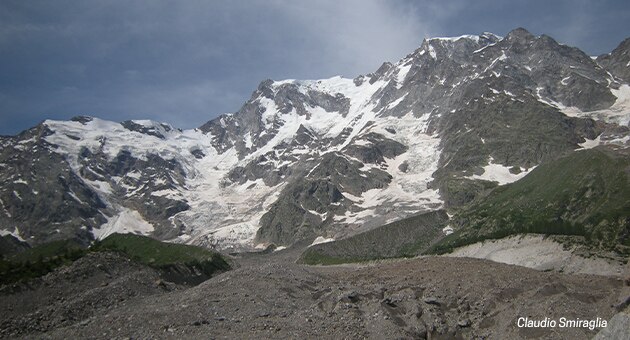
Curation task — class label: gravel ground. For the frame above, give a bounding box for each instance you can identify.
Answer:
[0,248,626,339]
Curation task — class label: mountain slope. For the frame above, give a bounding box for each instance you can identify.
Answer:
[300,210,449,264]
[0,28,629,250]
[429,146,630,256]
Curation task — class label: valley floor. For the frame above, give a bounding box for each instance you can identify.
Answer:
[0,247,627,339]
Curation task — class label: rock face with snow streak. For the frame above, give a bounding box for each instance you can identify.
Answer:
[0,28,629,250]
[597,37,630,84]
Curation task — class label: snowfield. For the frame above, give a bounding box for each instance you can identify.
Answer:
[41,68,445,249]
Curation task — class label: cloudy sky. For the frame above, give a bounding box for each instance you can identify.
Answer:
[1,0,629,135]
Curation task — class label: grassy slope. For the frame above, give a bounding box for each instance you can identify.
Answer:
[94,233,228,265]
[0,239,87,284]
[6,239,84,263]
[300,210,448,265]
[1,234,230,285]
[428,146,630,255]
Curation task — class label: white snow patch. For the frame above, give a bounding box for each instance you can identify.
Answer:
[442,225,454,235]
[431,34,480,43]
[396,63,412,89]
[428,44,437,59]
[301,202,328,220]
[386,93,407,110]
[67,191,85,205]
[539,84,630,127]
[503,90,516,97]
[150,189,182,199]
[309,236,335,247]
[578,135,602,149]
[243,132,253,149]
[341,191,363,202]
[578,134,630,150]
[126,171,142,180]
[0,198,11,218]
[467,158,533,185]
[473,42,498,54]
[0,227,24,242]
[351,139,371,147]
[535,87,581,114]
[92,208,155,239]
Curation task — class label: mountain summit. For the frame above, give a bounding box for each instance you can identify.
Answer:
[1,28,629,251]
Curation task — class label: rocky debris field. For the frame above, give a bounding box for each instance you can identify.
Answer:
[0,252,185,338]
[1,247,627,339]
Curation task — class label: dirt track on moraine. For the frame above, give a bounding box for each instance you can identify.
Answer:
[1,247,626,340]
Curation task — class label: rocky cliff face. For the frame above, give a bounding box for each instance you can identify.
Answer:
[598,37,630,84]
[1,28,629,250]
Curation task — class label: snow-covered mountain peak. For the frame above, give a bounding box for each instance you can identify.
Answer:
[2,29,629,252]
[427,32,502,45]
[429,34,483,43]
[271,75,361,96]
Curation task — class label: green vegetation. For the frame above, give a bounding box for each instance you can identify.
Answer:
[0,233,230,285]
[428,147,630,255]
[6,239,84,263]
[0,239,87,285]
[438,177,498,208]
[300,210,448,265]
[92,233,230,275]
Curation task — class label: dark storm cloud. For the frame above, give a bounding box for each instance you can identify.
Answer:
[0,0,629,135]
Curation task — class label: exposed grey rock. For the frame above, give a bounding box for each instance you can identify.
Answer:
[343,133,407,165]
[121,120,174,139]
[77,148,190,240]
[592,312,630,340]
[457,318,471,327]
[423,297,441,306]
[597,38,630,84]
[70,116,94,124]
[0,235,29,256]
[0,125,106,246]
[301,210,448,263]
